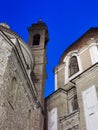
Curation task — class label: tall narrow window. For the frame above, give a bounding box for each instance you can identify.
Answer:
[33,34,40,45]
[7,77,17,110]
[72,95,78,111]
[69,56,79,77]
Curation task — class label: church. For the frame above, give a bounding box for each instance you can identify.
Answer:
[0,20,98,130]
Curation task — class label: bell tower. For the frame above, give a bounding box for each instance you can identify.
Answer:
[28,20,49,130]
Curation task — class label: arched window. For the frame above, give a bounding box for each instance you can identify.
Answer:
[69,56,79,77]
[33,34,40,45]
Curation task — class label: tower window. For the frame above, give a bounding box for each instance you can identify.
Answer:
[33,34,40,45]
[69,56,79,77]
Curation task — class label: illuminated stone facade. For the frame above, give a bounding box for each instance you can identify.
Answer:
[0,21,48,130]
[45,28,98,130]
[0,21,98,130]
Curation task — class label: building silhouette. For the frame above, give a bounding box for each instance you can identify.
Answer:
[0,21,98,130]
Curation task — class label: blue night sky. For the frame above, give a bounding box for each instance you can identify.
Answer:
[0,0,98,97]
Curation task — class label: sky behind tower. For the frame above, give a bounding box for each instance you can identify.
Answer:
[0,0,98,97]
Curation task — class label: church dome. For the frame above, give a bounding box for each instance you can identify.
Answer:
[60,28,98,63]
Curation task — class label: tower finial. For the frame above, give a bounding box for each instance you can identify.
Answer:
[38,18,43,23]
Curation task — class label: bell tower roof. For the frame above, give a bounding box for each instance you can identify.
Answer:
[28,20,49,48]
[28,19,48,31]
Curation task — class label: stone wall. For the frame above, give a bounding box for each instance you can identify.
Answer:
[72,63,98,130]
[0,34,38,130]
[45,89,67,130]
